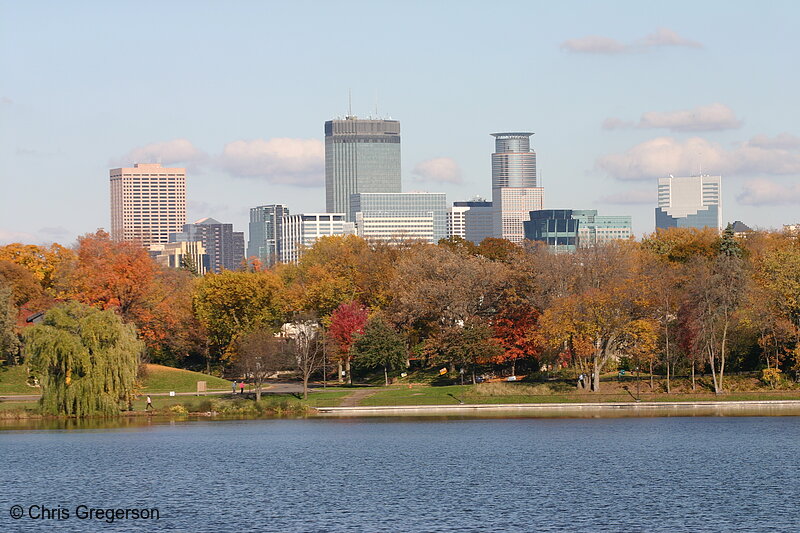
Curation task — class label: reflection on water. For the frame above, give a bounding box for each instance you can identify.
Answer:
[1,416,799,532]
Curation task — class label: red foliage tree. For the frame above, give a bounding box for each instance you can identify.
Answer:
[328,301,369,383]
[491,303,541,376]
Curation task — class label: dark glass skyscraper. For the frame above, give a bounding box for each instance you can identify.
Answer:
[247,204,289,267]
[325,117,401,221]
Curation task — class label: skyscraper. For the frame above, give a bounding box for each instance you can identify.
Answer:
[171,218,244,273]
[110,163,186,247]
[325,116,401,221]
[490,133,544,243]
[247,204,289,267]
[655,175,722,231]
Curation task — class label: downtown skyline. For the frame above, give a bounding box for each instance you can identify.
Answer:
[2,0,799,246]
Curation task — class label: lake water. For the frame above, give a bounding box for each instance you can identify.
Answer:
[2,416,799,532]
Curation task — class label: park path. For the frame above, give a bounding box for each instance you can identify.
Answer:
[339,388,378,407]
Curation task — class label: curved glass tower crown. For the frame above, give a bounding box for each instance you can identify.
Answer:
[491,132,537,188]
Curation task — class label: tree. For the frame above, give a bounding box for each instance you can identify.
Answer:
[24,302,142,416]
[235,329,292,401]
[328,301,369,384]
[193,270,283,364]
[423,319,502,384]
[491,303,540,376]
[0,260,45,308]
[0,283,21,364]
[287,315,324,400]
[67,230,157,321]
[0,242,75,294]
[351,316,407,385]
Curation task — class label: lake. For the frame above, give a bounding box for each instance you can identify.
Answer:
[2,416,798,532]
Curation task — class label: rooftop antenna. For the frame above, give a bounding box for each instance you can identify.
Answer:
[348,89,353,118]
[698,152,703,176]
[375,89,379,118]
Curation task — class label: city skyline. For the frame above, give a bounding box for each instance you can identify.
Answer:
[2,1,800,246]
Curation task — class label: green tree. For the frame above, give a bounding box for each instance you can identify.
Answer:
[352,316,407,385]
[24,302,143,416]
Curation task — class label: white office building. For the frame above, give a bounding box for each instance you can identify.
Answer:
[656,175,722,231]
[280,213,353,263]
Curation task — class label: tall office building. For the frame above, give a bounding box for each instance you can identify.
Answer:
[110,163,186,247]
[490,133,544,244]
[656,175,722,231]
[247,204,289,267]
[280,213,352,264]
[351,192,448,244]
[451,198,494,244]
[524,209,632,253]
[149,241,209,275]
[171,218,244,273]
[325,116,401,221]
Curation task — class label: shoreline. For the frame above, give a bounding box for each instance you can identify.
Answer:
[314,399,800,417]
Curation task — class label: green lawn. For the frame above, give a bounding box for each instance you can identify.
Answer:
[0,365,39,395]
[140,364,231,392]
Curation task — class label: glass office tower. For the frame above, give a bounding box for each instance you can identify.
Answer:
[247,204,289,267]
[325,117,401,221]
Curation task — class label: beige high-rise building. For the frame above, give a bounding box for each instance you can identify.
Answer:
[110,163,187,246]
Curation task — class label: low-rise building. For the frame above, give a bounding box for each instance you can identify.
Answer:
[524,209,632,252]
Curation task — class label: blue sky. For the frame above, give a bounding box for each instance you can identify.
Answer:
[2,0,799,245]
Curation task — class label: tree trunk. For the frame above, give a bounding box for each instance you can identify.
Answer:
[666,361,671,394]
[709,345,720,395]
[649,360,654,390]
[511,359,516,377]
[472,366,476,385]
[346,359,352,385]
[303,376,309,400]
[719,322,728,393]
[691,361,696,391]
[255,385,262,402]
[592,354,601,392]
[337,361,343,384]
[384,365,389,386]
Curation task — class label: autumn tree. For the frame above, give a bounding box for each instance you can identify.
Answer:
[423,319,502,384]
[491,303,540,376]
[235,329,292,401]
[0,242,75,295]
[286,315,325,399]
[0,283,20,364]
[328,301,369,384]
[351,315,407,385]
[194,270,284,365]
[24,302,142,416]
[0,260,45,308]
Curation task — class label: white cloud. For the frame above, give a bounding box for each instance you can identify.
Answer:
[596,134,800,180]
[412,157,462,184]
[38,226,70,237]
[748,132,800,150]
[0,229,37,245]
[599,189,656,205]
[219,138,324,187]
[737,179,800,206]
[604,103,741,132]
[562,27,702,54]
[561,35,627,54]
[113,139,206,167]
[1,96,12,105]
[637,28,702,49]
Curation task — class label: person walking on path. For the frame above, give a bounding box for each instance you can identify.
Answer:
[232,380,237,395]
[239,381,245,395]
[146,396,153,411]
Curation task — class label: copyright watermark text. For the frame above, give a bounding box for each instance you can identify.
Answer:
[9,504,160,523]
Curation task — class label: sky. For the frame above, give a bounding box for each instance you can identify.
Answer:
[2,0,799,246]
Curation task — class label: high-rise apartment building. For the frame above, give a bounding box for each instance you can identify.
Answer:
[110,163,186,247]
[280,213,352,264]
[325,116,401,221]
[247,204,289,267]
[351,192,448,243]
[490,133,544,244]
[524,209,632,253]
[171,218,244,273]
[656,175,722,231]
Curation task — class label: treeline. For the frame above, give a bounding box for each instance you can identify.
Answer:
[2,227,800,394]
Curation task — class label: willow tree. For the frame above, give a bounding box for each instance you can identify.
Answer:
[24,302,142,417]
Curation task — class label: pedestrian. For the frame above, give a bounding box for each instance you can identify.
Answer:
[146,395,153,411]
[239,381,245,395]
[578,373,585,389]
[232,380,237,395]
